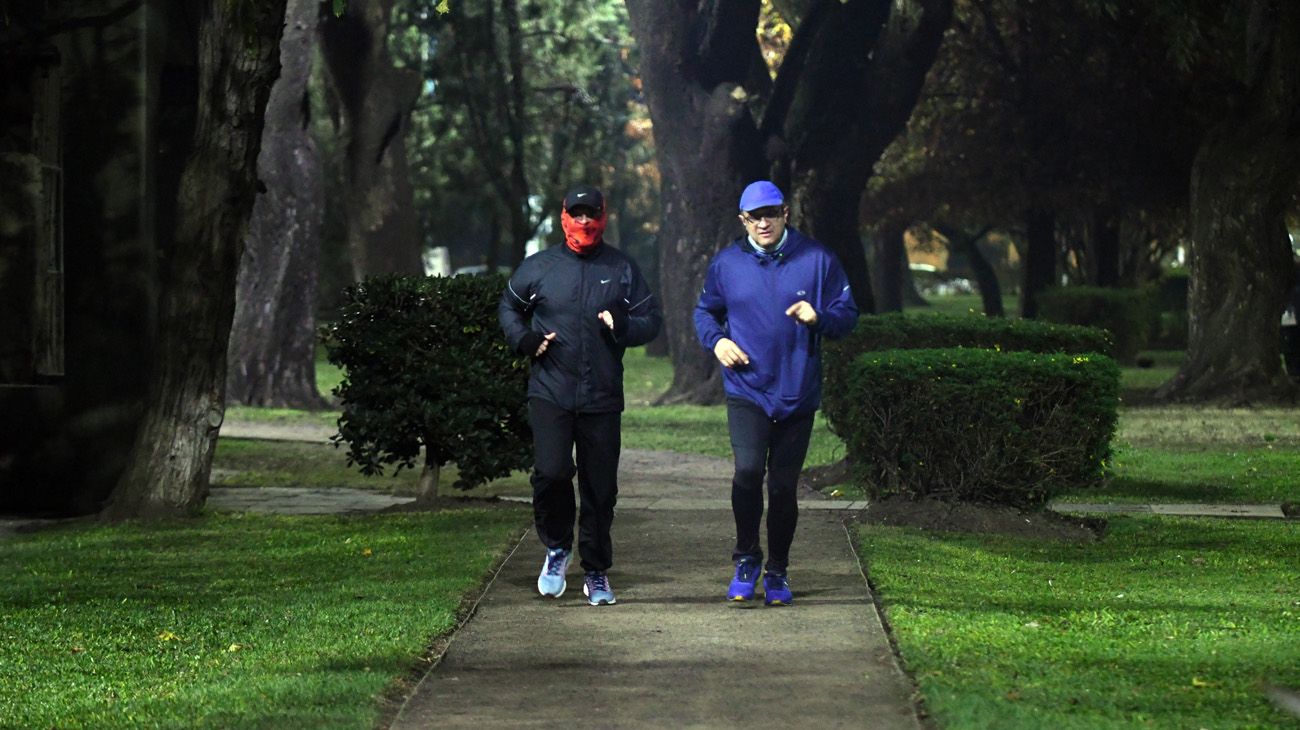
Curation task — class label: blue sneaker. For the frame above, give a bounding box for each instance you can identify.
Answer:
[763,572,793,606]
[537,548,571,598]
[583,571,616,606]
[727,559,762,602]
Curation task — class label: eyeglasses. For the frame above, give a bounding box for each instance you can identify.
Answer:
[739,207,785,225]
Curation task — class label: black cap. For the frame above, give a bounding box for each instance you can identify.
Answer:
[563,184,604,213]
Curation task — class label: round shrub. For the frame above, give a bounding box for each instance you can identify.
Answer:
[1036,286,1154,363]
[824,348,1119,508]
[322,274,530,492]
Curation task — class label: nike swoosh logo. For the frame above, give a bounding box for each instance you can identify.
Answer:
[600,278,611,284]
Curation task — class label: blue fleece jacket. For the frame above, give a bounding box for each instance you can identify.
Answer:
[694,228,859,420]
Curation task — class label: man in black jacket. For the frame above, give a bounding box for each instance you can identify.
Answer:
[498,185,661,606]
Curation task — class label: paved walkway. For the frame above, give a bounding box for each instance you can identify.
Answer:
[391,510,919,729]
[216,419,922,727]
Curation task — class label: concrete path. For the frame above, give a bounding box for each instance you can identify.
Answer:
[390,509,920,730]
[217,419,921,728]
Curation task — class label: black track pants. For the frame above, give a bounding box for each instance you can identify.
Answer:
[529,397,621,572]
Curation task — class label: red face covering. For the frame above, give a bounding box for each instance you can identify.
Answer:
[561,206,606,255]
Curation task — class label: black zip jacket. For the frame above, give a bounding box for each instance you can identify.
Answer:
[499,243,661,413]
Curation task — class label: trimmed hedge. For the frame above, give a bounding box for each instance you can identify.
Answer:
[824,348,1119,507]
[825,313,1112,390]
[322,274,531,490]
[1037,286,1154,363]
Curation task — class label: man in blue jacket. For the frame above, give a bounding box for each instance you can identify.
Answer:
[694,180,859,606]
[499,185,661,606]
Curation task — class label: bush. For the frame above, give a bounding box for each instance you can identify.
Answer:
[322,274,531,493]
[825,312,1112,390]
[1036,286,1154,363]
[824,348,1119,508]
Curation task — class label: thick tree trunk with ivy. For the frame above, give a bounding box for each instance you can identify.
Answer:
[226,0,327,409]
[102,0,287,520]
[320,0,423,279]
[626,0,950,403]
[772,0,951,315]
[1157,0,1300,404]
[624,1,768,405]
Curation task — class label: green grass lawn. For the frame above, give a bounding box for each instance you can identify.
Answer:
[861,516,1300,729]
[48,339,1292,729]
[1122,349,1184,392]
[915,293,1020,318]
[1054,407,1300,505]
[0,511,525,729]
[213,439,533,499]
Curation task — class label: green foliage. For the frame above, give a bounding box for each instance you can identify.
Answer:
[862,516,1300,729]
[396,0,656,268]
[0,511,524,729]
[323,274,530,490]
[826,348,1120,507]
[1037,286,1155,363]
[825,312,1113,384]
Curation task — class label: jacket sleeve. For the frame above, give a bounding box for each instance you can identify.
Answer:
[812,253,859,340]
[693,255,728,351]
[616,258,662,347]
[499,265,543,356]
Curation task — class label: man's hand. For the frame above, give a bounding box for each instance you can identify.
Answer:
[713,338,750,368]
[598,311,614,330]
[785,300,818,326]
[535,332,557,356]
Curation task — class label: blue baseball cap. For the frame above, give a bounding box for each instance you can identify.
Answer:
[738,180,784,212]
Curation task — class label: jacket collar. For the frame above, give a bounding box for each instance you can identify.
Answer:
[736,227,803,264]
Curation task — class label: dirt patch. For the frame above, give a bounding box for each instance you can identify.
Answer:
[799,460,851,497]
[862,496,1106,542]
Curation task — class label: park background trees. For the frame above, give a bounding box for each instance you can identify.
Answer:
[1,0,1297,519]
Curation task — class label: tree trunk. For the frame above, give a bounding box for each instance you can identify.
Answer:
[226,0,327,409]
[772,0,951,315]
[873,223,906,312]
[103,0,287,520]
[624,1,767,405]
[1089,206,1120,287]
[1157,0,1300,404]
[625,0,950,403]
[1019,207,1055,319]
[899,245,929,308]
[965,230,1004,317]
[501,0,534,268]
[788,170,876,313]
[418,444,440,503]
[320,0,423,279]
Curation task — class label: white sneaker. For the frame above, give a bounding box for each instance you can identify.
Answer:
[537,548,571,597]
